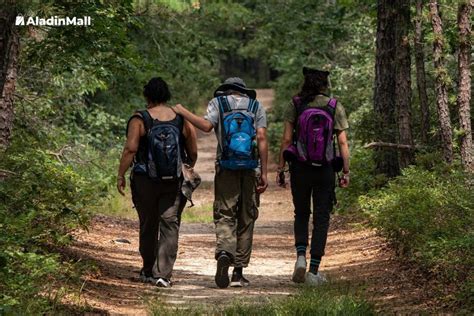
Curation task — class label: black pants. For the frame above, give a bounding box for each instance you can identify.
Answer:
[290,162,335,258]
[130,174,186,279]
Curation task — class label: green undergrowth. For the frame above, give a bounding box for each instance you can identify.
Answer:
[92,189,214,223]
[359,158,474,310]
[181,203,214,223]
[148,282,374,316]
[0,134,114,313]
[92,188,137,219]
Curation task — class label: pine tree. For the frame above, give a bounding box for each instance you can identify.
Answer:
[457,1,473,172]
[414,0,430,144]
[374,0,400,177]
[429,0,453,164]
[0,5,19,150]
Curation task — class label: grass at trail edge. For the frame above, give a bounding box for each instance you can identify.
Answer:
[148,281,374,316]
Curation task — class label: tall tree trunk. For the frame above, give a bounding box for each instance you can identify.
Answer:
[0,6,19,151]
[395,0,415,168]
[429,0,453,164]
[457,1,473,172]
[374,0,400,177]
[414,0,430,144]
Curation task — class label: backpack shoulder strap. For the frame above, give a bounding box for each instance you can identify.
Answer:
[175,114,185,132]
[247,98,259,115]
[126,110,151,135]
[137,110,153,132]
[292,96,308,116]
[217,95,231,114]
[326,98,337,117]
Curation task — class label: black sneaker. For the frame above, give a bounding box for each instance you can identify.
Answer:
[230,271,250,287]
[215,251,231,288]
[139,269,157,284]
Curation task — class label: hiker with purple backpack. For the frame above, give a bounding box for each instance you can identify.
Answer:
[276,67,350,285]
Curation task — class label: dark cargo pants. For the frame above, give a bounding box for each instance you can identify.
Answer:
[213,168,259,268]
[131,173,186,279]
[290,161,335,258]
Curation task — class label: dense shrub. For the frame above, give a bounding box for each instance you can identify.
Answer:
[360,165,474,307]
[335,148,387,212]
[0,126,115,312]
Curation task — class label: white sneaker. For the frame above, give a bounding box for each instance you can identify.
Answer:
[292,255,307,283]
[155,277,171,288]
[305,271,327,286]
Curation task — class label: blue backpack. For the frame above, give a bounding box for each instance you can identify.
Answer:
[217,95,259,170]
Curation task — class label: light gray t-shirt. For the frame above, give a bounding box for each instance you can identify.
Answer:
[204,94,267,160]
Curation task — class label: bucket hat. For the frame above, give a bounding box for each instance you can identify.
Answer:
[214,77,257,99]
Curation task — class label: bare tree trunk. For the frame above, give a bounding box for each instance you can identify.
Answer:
[414,0,430,144]
[0,7,19,151]
[374,0,400,177]
[395,0,415,168]
[457,1,473,172]
[429,0,453,164]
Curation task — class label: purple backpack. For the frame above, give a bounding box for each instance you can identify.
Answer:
[284,96,337,167]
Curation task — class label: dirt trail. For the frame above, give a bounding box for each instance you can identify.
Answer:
[70,89,435,315]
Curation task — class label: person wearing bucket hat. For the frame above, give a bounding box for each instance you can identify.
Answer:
[172,77,268,288]
[276,67,350,286]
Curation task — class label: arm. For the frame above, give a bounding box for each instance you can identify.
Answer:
[183,119,198,167]
[173,104,214,133]
[276,121,293,187]
[117,117,143,195]
[336,130,350,187]
[278,121,294,170]
[256,127,268,194]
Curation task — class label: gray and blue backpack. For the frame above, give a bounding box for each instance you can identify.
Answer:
[217,95,259,170]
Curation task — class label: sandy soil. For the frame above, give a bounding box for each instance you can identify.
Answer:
[68,90,439,315]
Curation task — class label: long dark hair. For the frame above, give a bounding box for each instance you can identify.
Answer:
[297,67,330,103]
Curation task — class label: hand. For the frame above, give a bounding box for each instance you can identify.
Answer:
[339,173,350,188]
[172,103,183,114]
[276,170,287,188]
[256,174,268,194]
[117,176,126,196]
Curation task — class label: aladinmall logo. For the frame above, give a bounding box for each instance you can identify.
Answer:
[15,16,92,27]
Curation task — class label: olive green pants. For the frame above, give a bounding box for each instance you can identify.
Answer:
[213,168,259,268]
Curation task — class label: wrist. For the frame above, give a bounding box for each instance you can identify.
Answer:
[117,174,125,179]
[342,169,350,175]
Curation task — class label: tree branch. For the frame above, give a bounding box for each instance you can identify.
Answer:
[0,168,17,179]
[364,142,423,150]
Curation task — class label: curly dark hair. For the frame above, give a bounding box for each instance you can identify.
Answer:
[297,67,329,103]
[143,77,171,104]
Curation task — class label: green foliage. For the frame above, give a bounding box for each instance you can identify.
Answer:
[149,282,373,315]
[360,164,474,307]
[335,148,386,212]
[266,119,283,156]
[0,139,107,312]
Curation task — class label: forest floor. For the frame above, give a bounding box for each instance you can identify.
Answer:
[67,90,438,315]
